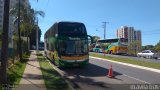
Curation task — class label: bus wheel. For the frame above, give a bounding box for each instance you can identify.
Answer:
[52,55,56,64]
[106,51,109,54]
[149,56,152,59]
[154,57,158,59]
[110,51,113,54]
[108,51,110,54]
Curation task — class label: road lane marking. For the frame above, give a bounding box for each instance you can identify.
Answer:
[90,57,152,84]
[123,74,151,84]
[90,56,160,74]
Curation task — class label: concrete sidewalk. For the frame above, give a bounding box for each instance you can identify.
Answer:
[16,51,46,90]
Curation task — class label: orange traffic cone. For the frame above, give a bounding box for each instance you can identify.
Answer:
[107,65,114,78]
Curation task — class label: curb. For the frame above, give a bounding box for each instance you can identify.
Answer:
[47,58,74,90]
[90,56,160,74]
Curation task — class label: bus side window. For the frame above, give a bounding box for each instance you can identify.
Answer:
[47,43,49,50]
[47,39,49,50]
[51,42,55,51]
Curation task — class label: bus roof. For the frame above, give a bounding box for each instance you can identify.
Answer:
[44,21,87,38]
[98,38,128,43]
[57,21,84,24]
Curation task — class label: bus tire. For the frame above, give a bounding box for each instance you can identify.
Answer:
[154,57,158,59]
[51,55,56,65]
[110,51,113,54]
[109,51,111,54]
[149,56,152,59]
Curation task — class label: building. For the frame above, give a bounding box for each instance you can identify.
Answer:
[0,0,4,30]
[0,0,29,47]
[134,30,142,51]
[117,26,142,53]
[0,0,19,31]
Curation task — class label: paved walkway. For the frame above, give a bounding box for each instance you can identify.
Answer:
[16,51,46,90]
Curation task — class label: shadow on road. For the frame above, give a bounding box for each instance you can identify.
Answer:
[61,63,122,77]
[60,63,123,90]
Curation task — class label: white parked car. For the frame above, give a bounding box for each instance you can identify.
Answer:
[137,50,159,59]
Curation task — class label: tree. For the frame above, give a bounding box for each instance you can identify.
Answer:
[29,25,41,49]
[100,43,110,55]
[21,7,35,52]
[128,40,141,56]
[154,41,160,53]
[10,4,32,53]
[142,45,154,51]
[0,0,10,84]
[10,3,45,52]
[10,2,26,61]
[92,36,100,43]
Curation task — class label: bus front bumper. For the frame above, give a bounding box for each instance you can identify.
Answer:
[58,59,89,67]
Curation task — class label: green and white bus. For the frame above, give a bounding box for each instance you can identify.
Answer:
[44,21,91,67]
[98,38,128,54]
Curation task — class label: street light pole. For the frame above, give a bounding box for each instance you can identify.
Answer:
[102,22,109,56]
[102,22,109,39]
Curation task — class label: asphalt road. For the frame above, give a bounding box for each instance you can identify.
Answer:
[90,52,160,63]
[57,58,160,90]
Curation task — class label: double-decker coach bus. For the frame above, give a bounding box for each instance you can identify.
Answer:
[98,38,128,54]
[44,21,91,67]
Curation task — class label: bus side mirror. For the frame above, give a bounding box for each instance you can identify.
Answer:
[88,35,93,44]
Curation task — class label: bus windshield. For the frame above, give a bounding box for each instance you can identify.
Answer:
[58,22,87,36]
[119,38,128,46]
[59,40,88,55]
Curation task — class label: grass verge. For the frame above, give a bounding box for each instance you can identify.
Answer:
[7,52,31,84]
[37,53,71,90]
[0,52,30,90]
[90,53,160,69]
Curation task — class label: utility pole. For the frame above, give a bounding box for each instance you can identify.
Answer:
[102,22,109,56]
[0,0,10,84]
[36,17,39,52]
[18,0,22,61]
[102,22,109,39]
[36,0,39,53]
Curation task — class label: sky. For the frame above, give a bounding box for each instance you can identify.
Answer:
[29,0,160,46]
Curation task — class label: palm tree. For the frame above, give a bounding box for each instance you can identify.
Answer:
[10,3,45,54]
[10,3,26,61]
[23,9,44,52]
[20,7,34,52]
[0,0,10,84]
